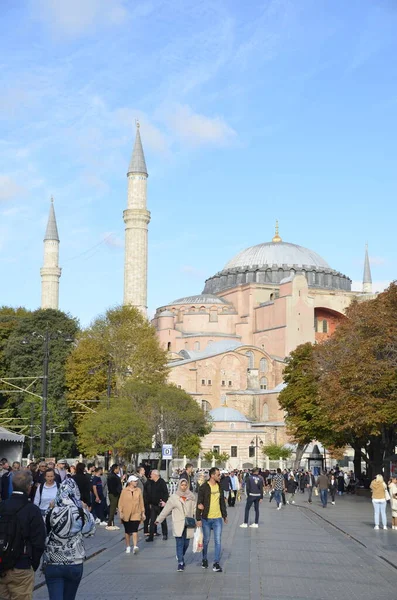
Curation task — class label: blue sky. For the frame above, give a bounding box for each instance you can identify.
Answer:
[1,0,396,325]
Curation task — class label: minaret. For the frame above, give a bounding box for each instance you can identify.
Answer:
[362,243,372,294]
[123,122,150,311]
[40,198,61,309]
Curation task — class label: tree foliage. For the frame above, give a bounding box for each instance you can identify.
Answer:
[2,309,79,457]
[262,443,292,460]
[280,283,397,478]
[76,381,208,460]
[65,305,168,415]
[203,450,230,465]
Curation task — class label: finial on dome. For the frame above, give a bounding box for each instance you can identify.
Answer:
[272,220,282,243]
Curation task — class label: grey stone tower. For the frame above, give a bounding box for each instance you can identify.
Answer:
[123,122,150,312]
[41,198,61,309]
[362,243,372,294]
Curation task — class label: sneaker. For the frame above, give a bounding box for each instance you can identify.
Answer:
[239,523,248,528]
[133,546,139,554]
[177,563,184,572]
[125,546,131,554]
[249,523,258,528]
[146,537,154,542]
[277,505,281,510]
[213,562,222,572]
[100,521,107,526]
[291,501,295,504]
[331,502,335,505]
[286,501,290,504]
[383,526,388,530]
[202,559,208,569]
[105,525,118,531]
[374,525,380,530]
[95,518,101,524]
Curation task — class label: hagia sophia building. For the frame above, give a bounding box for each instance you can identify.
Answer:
[40,125,375,467]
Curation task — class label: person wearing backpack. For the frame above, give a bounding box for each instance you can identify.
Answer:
[0,469,45,599]
[33,468,60,516]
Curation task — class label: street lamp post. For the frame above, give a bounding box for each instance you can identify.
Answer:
[250,435,263,468]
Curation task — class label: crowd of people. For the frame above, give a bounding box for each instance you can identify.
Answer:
[0,456,396,598]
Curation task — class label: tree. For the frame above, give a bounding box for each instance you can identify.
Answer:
[76,397,152,458]
[66,305,168,415]
[0,306,31,393]
[316,284,397,478]
[262,444,292,460]
[278,343,344,448]
[203,450,230,466]
[3,309,79,458]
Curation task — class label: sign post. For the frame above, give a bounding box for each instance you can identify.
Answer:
[162,444,173,481]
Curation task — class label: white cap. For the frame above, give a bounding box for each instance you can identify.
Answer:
[128,475,138,483]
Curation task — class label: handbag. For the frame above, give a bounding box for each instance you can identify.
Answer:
[385,489,391,501]
[185,516,196,528]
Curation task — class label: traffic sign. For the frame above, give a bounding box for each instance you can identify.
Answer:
[162,444,173,460]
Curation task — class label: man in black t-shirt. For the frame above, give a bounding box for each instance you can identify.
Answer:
[92,467,106,525]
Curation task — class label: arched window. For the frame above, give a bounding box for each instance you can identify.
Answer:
[190,306,195,312]
[167,342,171,351]
[230,422,235,430]
[322,320,328,333]
[262,403,269,421]
[194,341,200,351]
[245,351,254,369]
[201,400,212,413]
[260,377,267,390]
[260,358,268,373]
[199,306,206,312]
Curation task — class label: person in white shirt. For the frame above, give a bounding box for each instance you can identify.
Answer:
[34,468,59,516]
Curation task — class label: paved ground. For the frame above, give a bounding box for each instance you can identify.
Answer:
[34,492,397,600]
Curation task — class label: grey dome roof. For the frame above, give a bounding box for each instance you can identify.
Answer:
[169,294,229,306]
[225,241,330,270]
[209,407,249,422]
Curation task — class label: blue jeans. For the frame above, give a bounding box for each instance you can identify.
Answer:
[202,518,223,563]
[273,490,282,506]
[45,563,83,600]
[320,489,328,507]
[175,531,190,564]
[372,500,387,527]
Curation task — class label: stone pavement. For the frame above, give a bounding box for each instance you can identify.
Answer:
[33,493,397,600]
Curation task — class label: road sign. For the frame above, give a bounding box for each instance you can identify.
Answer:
[162,444,173,460]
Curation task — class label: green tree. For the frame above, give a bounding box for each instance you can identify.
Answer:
[3,309,79,457]
[262,443,292,460]
[76,397,152,458]
[203,450,230,466]
[66,305,168,415]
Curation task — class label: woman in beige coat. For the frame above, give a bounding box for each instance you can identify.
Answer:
[118,475,145,554]
[156,479,196,572]
[370,474,388,530]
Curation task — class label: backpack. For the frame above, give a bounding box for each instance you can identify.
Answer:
[0,502,27,572]
[39,481,60,504]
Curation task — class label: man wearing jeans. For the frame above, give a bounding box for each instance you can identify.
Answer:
[317,471,329,508]
[196,467,228,572]
[240,468,263,528]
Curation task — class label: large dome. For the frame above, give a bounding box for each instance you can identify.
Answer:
[225,241,330,271]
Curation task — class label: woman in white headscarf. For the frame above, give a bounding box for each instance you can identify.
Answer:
[44,478,95,600]
[156,478,196,572]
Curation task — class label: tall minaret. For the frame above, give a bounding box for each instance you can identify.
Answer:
[123,122,150,312]
[362,243,372,294]
[40,198,61,309]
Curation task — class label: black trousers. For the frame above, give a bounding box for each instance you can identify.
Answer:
[228,490,236,507]
[149,505,168,538]
[244,497,260,524]
[144,502,151,534]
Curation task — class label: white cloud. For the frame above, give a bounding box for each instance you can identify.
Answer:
[34,0,128,36]
[0,176,25,202]
[167,104,236,147]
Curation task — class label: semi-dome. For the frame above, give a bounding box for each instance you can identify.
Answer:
[168,294,229,306]
[224,241,330,270]
[209,407,249,422]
